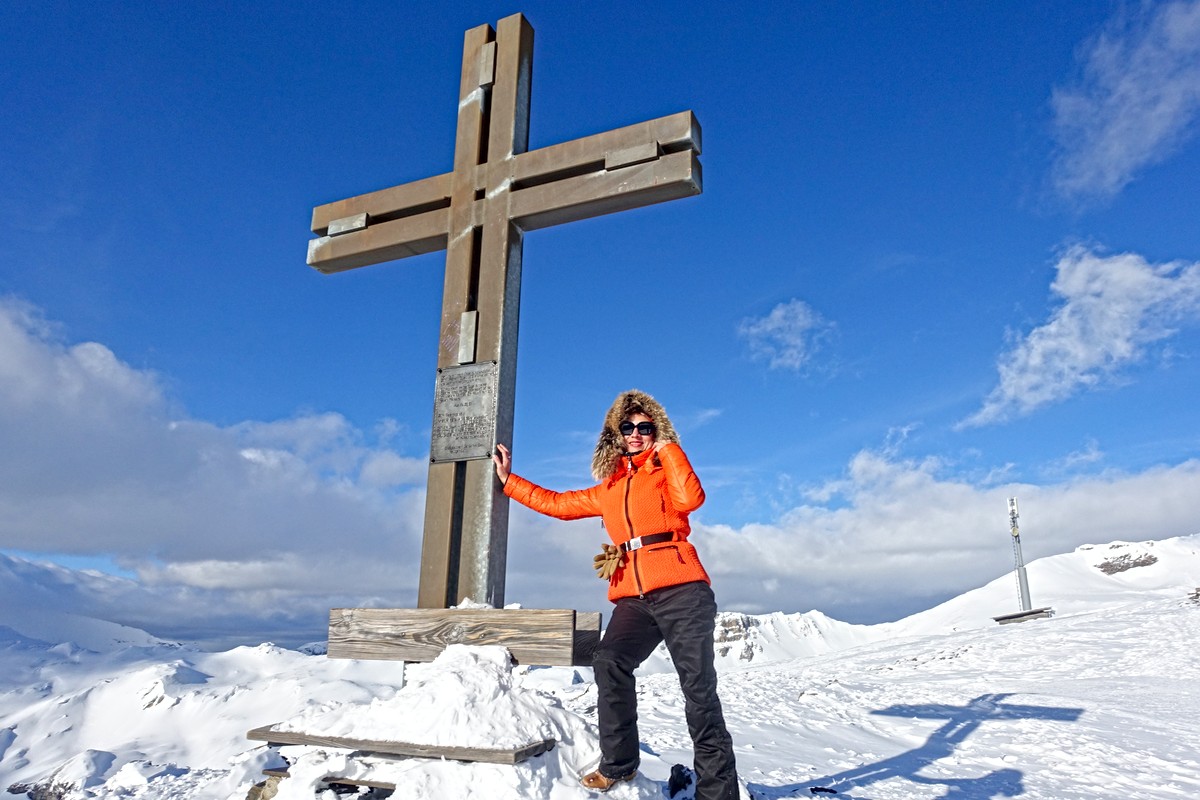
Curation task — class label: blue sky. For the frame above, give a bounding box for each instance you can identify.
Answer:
[3,0,1199,647]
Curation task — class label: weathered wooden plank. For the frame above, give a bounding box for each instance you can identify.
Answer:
[327,607,581,665]
[247,725,555,764]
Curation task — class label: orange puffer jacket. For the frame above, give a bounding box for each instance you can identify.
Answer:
[503,443,711,602]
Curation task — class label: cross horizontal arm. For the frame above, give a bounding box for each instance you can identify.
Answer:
[311,173,451,235]
[306,111,699,236]
[307,207,449,274]
[306,109,702,275]
[512,149,700,231]
[508,110,700,189]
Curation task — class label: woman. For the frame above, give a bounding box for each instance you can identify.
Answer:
[492,389,739,799]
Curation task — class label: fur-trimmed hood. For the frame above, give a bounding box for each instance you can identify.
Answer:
[590,389,681,480]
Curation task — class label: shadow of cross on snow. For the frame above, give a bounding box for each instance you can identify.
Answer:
[749,693,1083,800]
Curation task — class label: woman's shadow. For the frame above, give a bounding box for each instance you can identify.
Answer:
[745,693,1082,800]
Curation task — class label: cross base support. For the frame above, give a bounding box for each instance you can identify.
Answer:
[326,607,602,666]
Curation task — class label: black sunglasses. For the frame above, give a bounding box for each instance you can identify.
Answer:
[619,421,657,437]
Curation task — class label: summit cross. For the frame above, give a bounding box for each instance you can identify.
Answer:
[307,13,702,610]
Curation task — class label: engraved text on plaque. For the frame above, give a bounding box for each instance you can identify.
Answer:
[431,362,499,463]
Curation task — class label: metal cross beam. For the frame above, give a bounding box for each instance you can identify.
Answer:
[307,13,702,610]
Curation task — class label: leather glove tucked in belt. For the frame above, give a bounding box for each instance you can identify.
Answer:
[592,543,624,581]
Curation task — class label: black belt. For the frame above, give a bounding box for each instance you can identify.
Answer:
[620,532,675,554]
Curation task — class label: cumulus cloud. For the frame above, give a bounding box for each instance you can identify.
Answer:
[0,295,430,639]
[738,299,833,371]
[0,552,391,650]
[693,450,1200,621]
[1051,0,1200,203]
[962,246,1200,427]
[11,442,1200,643]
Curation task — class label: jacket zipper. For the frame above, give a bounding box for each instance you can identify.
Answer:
[623,456,646,597]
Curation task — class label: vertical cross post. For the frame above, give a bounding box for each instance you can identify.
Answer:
[417,16,532,609]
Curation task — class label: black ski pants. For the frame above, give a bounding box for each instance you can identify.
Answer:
[592,580,739,800]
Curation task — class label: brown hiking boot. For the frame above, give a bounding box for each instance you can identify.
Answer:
[580,769,637,792]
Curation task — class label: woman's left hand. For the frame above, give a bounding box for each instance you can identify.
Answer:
[492,443,512,483]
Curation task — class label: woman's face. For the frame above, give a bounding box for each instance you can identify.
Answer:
[621,412,657,453]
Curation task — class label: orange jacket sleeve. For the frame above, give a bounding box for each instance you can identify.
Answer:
[502,473,604,521]
[657,442,705,513]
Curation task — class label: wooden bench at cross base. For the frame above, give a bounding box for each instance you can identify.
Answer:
[245,718,559,798]
[245,726,557,798]
[246,726,556,764]
[244,724,558,798]
[245,608,600,798]
[326,607,603,666]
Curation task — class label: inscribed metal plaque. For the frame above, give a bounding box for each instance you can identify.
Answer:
[431,361,499,462]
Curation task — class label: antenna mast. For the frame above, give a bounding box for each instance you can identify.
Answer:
[1009,497,1032,612]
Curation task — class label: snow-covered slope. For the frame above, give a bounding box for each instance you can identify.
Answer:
[890,535,1200,636]
[2,535,1198,799]
[715,594,1199,800]
[654,608,887,675]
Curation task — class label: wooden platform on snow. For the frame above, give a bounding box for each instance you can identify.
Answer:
[247,725,556,764]
[327,607,601,666]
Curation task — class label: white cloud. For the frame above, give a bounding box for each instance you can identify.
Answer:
[0,295,428,611]
[360,450,430,488]
[1054,438,1106,472]
[738,299,833,371]
[962,246,1200,427]
[0,551,412,650]
[683,408,723,429]
[686,449,1200,621]
[1051,0,1200,202]
[0,298,163,417]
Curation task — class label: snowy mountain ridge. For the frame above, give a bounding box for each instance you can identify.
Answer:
[4,535,1197,663]
[1,534,1198,799]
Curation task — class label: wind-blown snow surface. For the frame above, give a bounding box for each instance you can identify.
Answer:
[2,535,1199,799]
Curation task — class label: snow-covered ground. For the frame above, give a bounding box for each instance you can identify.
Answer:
[2,536,1198,799]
